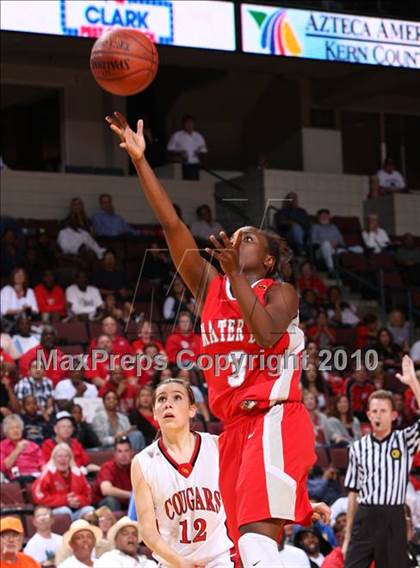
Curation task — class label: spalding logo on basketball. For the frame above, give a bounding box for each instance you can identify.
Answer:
[90,29,159,96]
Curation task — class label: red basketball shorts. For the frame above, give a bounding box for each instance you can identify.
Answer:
[218,402,316,547]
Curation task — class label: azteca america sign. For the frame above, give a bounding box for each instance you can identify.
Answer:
[241,3,420,69]
[60,0,173,42]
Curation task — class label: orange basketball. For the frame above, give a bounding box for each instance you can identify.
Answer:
[90,29,158,96]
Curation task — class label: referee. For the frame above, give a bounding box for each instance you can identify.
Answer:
[343,355,420,568]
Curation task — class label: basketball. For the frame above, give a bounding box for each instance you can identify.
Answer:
[90,29,158,96]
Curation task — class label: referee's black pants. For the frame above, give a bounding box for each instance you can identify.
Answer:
[345,504,407,568]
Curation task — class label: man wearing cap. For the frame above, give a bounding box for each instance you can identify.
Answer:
[294,526,333,567]
[57,519,102,568]
[93,516,157,567]
[0,516,40,568]
[42,411,89,469]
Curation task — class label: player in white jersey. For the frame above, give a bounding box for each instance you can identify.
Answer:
[131,378,234,568]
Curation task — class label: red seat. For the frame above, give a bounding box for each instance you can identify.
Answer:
[207,422,224,435]
[384,372,406,393]
[382,271,404,289]
[334,328,357,349]
[0,481,27,510]
[315,447,330,469]
[330,447,349,472]
[191,420,205,432]
[343,232,363,247]
[61,344,84,356]
[369,253,397,271]
[86,450,114,466]
[331,216,362,233]
[54,321,89,345]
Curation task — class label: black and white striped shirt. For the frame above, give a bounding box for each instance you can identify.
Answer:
[344,421,420,505]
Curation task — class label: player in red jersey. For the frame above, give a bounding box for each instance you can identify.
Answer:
[107,112,330,567]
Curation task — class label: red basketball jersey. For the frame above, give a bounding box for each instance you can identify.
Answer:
[200,275,304,425]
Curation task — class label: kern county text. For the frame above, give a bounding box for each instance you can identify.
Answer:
[36,348,378,377]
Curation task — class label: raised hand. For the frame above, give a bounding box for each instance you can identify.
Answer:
[105,112,146,162]
[396,355,417,387]
[311,501,331,524]
[205,231,242,277]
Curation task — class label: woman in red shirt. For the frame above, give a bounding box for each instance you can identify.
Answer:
[298,261,327,300]
[33,442,94,521]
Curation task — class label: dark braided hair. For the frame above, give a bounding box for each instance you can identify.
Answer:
[258,229,291,277]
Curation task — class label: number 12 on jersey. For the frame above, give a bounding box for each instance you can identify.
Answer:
[179,518,207,543]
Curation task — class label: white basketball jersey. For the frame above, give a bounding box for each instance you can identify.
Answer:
[136,432,233,565]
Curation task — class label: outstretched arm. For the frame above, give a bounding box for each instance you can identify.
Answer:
[397,355,420,409]
[106,112,218,299]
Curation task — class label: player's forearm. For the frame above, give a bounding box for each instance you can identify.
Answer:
[344,491,359,542]
[141,525,184,567]
[101,484,131,500]
[228,273,288,347]
[132,156,181,231]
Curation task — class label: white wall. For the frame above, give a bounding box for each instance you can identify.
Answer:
[264,169,368,219]
[302,128,343,174]
[1,170,216,226]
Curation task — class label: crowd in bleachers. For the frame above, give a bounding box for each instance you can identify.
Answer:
[1,190,420,567]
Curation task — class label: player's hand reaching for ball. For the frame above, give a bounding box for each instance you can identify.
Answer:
[206,231,242,277]
[106,112,146,162]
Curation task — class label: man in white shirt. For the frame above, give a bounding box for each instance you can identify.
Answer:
[94,516,157,567]
[361,214,390,253]
[373,157,406,196]
[277,532,310,567]
[24,506,63,565]
[11,315,40,356]
[58,519,102,568]
[167,115,207,180]
[54,369,98,405]
[191,204,223,242]
[66,271,103,320]
[57,220,105,259]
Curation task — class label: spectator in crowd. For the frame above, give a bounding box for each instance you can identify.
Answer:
[1,228,25,279]
[388,308,410,349]
[325,286,360,328]
[299,289,319,325]
[311,209,345,275]
[355,313,379,350]
[62,198,91,233]
[175,368,210,424]
[92,391,145,452]
[89,316,132,356]
[326,395,362,445]
[0,364,19,420]
[297,262,326,300]
[42,411,89,469]
[1,332,19,360]
[85,334,116,388]
[11,315,40,356]
[162,277,195,322]
[128,385,159,446]
[15,359,54,416]
[93,437,133,512]
[96,506,116,541]
[91,250,132,303]
[307,311,336,348]
[396,233,420,286]
[294,526,332,567]
[281,261,296,286]
[0,267,39,319]
[21,395,53,446]
[393,392,413,429]
[33,443,94,521]
[132,320,164,355]
[190,204,223,242]
[301,362,329,410]
[94,516,157,567]
[57,519,102,568]
[142,242,172,284]
[371,156,406,197]
[99,293,125,322]
[0,516,41,568]
[24,506,63,566]
[54,370,99,409]
[274,192,310,256]
[0,414,45,480]
[307,465,341,507]
[276,530,311,567]
[165,311,201,365]
[303,391,330,445]
[91,194,138,238]
[98,367,138,413]
[71,404,100,449]
[345,365,375,422]
[375,327,403,371]
[66,271,103,321]
[19,326,65,386]
[411,340,420,368]
[167,115,207,180]
[57,218,106,260]
[371,362,386,390]
[34,269,66,322]
[362,213,391,253]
